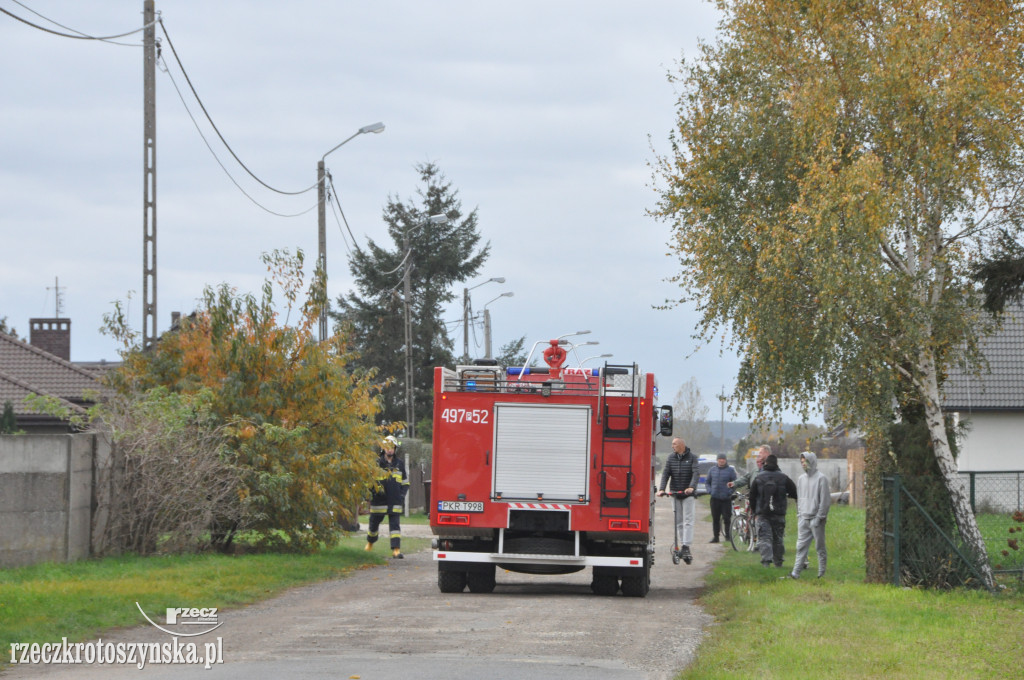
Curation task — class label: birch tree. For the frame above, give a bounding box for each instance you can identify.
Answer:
[653,0,1024,589]
[674,377,712,450]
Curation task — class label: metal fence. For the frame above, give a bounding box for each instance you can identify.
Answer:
[883,474,1023,590]
[960,471,1024,515]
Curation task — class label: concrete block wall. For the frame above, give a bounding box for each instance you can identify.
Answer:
[0,433,108,568]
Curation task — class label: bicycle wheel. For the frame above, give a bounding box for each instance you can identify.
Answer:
[730,515,750,551]
[729,516,745,553]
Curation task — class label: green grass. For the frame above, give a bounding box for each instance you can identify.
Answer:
[977,512,1024,573]
[5,506,1022,678]
[680,504,1024,680]
[0,533,429,659]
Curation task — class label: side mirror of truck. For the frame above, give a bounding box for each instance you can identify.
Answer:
[658,405,673,437]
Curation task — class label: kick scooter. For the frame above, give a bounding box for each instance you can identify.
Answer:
[666,489,696,565]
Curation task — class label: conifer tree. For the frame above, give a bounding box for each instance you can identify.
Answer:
[334,163,489,434]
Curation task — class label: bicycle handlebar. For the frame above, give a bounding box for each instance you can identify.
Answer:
[659,489,707,498]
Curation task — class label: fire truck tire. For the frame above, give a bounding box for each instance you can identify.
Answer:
[614,557,647,598]
[466,566,497,593]
[438,568,467,593]
[590,573,620,596]
[620,572,649,597]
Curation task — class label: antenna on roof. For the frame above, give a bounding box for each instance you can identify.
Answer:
[47,277,66,317]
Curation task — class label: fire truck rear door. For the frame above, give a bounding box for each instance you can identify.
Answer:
[492,403,591,501]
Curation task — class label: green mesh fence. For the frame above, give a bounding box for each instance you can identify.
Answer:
[883,475,1021,590]
[960,471,1024,579]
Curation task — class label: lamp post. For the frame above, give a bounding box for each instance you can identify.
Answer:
[482,291,514,359]
[317,121,385,342]
[580,353,613,366]
[404,214,448,438]
[462,277,505,362]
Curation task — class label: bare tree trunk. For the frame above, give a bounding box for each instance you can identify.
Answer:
[918,349,995,590]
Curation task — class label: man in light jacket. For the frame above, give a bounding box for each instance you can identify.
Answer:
[787,451,832,579]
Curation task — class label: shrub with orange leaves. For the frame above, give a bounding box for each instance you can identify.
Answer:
[103,249,391,551]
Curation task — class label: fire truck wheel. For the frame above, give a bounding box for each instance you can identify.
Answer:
[590,573,619,596]
[437,569,467,593]
[466,566,497,593]
[620,573,649,597]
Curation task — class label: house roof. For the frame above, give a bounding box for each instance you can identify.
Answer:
[943,302,1024,411]
[0,332,110,418]
[0,368,87,417]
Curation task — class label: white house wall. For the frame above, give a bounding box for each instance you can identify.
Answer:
[954,411,1024,471]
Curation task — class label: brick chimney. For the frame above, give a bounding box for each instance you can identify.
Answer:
[30,318,71,360]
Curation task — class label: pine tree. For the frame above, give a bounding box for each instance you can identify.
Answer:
[333,163,489,434]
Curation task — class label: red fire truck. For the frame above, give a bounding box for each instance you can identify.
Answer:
[430,334,674,597]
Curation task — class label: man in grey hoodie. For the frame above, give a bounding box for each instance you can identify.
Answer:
[788,451,832,579]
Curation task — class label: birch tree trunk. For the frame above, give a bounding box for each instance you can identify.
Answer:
[918,348,995,590]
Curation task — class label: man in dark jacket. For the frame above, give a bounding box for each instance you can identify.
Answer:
[748,454,797,568]
[705,453,737,543]
[657,437,697,562]
[365,435,409,558]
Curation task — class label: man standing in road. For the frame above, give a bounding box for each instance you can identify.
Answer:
[657,437,697,563]
[705,452,737,543]
[787,451,832,579]
[365,435,409,559]
[748,454,797,568]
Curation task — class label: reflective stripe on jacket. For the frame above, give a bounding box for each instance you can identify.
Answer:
[370,453,408,508]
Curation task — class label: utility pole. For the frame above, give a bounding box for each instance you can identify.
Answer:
[403,228,415,438]
[402,214,447,438]
[317,159,328,341]
[316,123,385,342]
[142,0,157,350]
[462,287,469,363]
[483,308,492,359]
[717,385,726,455]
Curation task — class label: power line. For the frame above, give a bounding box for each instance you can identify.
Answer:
[4,5,318,209]
[327,189,352,254]
[0,3,152,42]
[159,53,318,218]
[158,19,319,197]
[327,172,361,253]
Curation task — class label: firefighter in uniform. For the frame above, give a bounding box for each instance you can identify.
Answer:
[365,435,409,558]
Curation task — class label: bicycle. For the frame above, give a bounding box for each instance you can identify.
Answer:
[728,491,756,552]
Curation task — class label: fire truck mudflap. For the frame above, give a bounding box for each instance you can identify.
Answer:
[430,334,674,597]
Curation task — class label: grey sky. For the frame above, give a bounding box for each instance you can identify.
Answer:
[0,1,821,425]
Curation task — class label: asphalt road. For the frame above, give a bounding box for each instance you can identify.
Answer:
[6,499,724,680]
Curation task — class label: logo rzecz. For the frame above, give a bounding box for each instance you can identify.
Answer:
[136,603,223,637]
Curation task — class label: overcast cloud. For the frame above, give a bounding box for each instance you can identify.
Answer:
[0,1,822,425]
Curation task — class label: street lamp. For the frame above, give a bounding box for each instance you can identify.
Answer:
[404,214,449,438]
[462,277,505,362]
[580,353,613,366]
[317,121,385,341]
[482,291,514,359]
[565,340,598,365]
